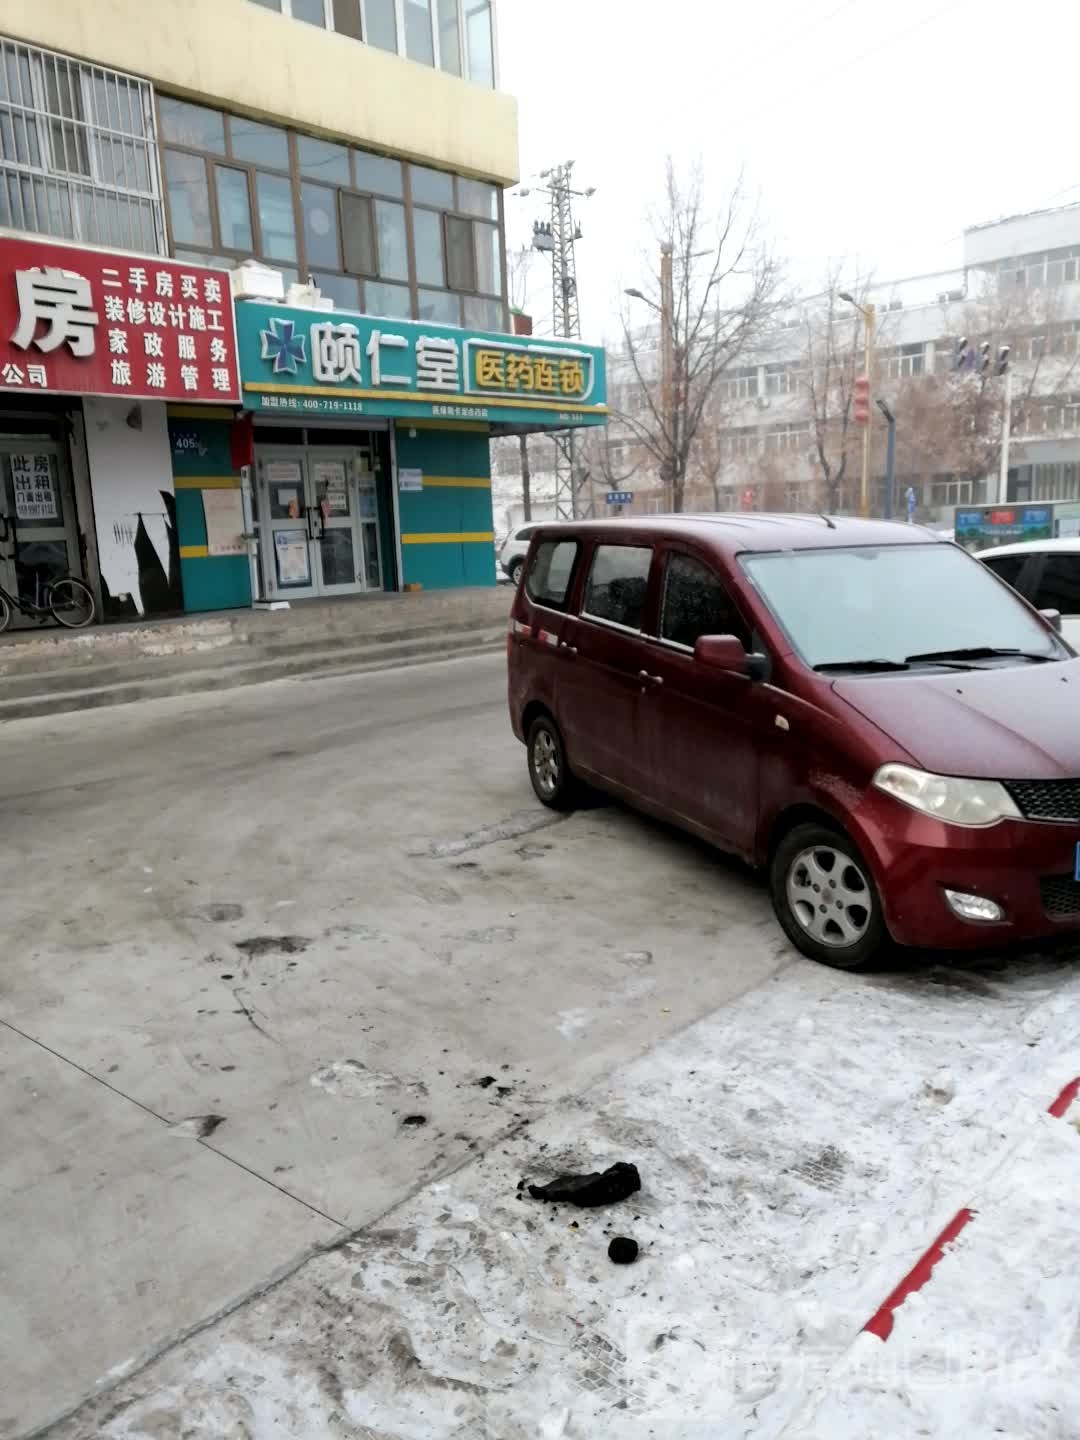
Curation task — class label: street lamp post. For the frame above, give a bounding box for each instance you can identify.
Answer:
[839,291,875,518]
[626,247,676,510]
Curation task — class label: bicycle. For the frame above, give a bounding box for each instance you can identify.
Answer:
[0,567,96,633]
[0,514,96,634]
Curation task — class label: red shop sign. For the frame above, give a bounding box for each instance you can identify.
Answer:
[0,237,240,405]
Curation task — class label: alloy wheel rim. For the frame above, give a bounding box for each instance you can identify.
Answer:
[532,729,559,796]
[786,845,871,948]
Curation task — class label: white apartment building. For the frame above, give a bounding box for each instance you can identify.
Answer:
[605,201,1080,527]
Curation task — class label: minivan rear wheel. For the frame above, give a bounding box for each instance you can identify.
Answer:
[771,822,886,971]
[527,714,579,811]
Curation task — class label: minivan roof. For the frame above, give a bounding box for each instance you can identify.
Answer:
[534,513,941,556]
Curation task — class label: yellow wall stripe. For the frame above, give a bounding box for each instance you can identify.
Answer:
[167,404,235,420]
[401,531,494,545]
[179,544,209,559]
[245,382,607,416]
[173,476,241,489]
[421,475,491,489]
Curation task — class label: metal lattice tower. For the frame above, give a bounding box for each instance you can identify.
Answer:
[529,161,592,518]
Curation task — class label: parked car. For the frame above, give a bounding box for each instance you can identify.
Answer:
[507,515,1080,970]
[974,537,1080,648]
[498,524,541,586]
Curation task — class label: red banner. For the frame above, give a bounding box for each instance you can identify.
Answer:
[0,237,240,405]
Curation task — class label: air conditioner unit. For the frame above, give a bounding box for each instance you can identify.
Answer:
[231,260,286,303]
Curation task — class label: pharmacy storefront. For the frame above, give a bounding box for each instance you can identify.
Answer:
[234,301,607,598]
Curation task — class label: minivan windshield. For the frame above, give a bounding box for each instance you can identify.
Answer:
[740,543,1062,670]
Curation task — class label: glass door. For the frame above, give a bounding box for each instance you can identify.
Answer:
[257,451,317,600]
[0,440,83,629]
[309,453,366,596]
[355,445,383,592]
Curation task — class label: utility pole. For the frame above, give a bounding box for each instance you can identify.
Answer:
[876,397,896,520]
[659,242,674,510]
[996,364,1013,505]
[521,161,595,519]
[840,292,875,517]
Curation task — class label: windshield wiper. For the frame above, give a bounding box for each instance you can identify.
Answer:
[814,658,910,673]
[904,646,1054,665]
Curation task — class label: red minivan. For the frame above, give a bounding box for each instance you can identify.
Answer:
[507,514,1080,969]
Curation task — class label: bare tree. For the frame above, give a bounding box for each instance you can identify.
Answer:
[801,267,871,513]
[618,161,782,513]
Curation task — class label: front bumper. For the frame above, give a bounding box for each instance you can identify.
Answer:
[852,790,1080,950]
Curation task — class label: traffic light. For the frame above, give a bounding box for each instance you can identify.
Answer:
[995,345,1011,376]
[954,336,970,370]
[979,341,992,374]
[853,375,870,425]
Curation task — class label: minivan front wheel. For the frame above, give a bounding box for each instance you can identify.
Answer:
[527,714,578,810]
[771,822,886,970]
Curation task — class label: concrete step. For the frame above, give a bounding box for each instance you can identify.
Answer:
[0,615,507,698]
[0,628,506,722]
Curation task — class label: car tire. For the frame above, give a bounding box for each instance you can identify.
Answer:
[527,713,579,811]
[510,558,525,587]
[770,821,887,971]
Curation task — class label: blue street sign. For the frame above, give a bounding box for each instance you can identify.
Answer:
[606,491,633,505]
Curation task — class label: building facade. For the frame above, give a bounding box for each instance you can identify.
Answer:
[604,202,1080,529]
[0,1,606,625]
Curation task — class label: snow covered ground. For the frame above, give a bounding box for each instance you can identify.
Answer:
[52,947,1080,1440]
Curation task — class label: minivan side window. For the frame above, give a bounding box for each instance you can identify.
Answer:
[583,544,653,630]
[661,553,750,650]
[983,553,1029,592]
[526,539,578,610]
[1031,554,1080,616]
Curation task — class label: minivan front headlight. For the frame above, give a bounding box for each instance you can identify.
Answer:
[873,763,1021,827]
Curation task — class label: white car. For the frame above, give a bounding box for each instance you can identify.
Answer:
[974,536,1080,648]
[498,522,550,585]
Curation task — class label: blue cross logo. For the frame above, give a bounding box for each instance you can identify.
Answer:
[260,317,306,376]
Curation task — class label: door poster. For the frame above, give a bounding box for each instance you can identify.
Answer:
[313,460,348,514]
[202,489,246,556]
[11,454,57,522]
[274,527,311,587]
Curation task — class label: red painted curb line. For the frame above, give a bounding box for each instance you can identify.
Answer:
[1047,1076,1080,1119]
[862,1075,1080,1343]
[862,1207,976,1341]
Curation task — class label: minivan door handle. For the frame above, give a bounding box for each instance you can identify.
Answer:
[638,669,663,689]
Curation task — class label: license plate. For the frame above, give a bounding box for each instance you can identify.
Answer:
[1075,842,1080,882]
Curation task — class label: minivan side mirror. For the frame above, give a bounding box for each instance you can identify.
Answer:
[1040,607,1063,633]
[694,633,769,680]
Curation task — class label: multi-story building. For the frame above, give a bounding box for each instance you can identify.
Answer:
[0,1,607,624]
[605,201,1080,529]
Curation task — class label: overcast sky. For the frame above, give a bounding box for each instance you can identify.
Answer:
[497,0,1078,344]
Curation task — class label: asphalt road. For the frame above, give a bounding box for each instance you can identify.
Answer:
[0,652,790,1437]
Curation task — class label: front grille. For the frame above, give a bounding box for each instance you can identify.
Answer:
[1005,779,1080,823]
[1040,876,1080,919]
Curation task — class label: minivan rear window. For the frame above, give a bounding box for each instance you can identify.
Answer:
[584,544,653,630]
[526,539,578,610]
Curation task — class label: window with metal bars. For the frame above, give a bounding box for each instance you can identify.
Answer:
[0,36,165,255]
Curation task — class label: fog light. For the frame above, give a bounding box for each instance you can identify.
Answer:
[944,888,1004,923]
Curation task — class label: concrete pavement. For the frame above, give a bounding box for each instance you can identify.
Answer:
[0,652,788,1436]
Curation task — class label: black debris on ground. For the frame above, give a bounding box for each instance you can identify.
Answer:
[401,1114,428,1127]
[608,1236,639,1264]
[235,936,310,958]
[476,1075,497,1088]
[526,1161,641,1208]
